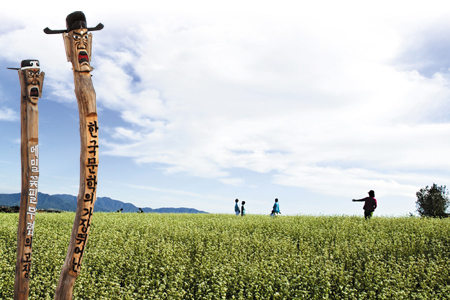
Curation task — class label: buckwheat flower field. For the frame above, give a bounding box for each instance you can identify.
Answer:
[1,213,449,299]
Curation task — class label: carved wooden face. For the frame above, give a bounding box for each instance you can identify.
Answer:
[64,28,93,72]
[23,68,44,105]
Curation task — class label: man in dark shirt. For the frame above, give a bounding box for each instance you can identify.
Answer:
[352,190,377,219]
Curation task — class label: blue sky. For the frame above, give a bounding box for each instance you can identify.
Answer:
[1,1,450,215]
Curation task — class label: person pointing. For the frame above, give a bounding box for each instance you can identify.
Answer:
[352,190,377,219]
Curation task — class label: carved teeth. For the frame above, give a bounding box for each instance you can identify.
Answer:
[78,51,89,64]
[30,88,39,97]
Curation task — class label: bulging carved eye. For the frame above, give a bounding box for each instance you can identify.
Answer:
[73,35,80,40]
[28,71,33,76]
[36,71,40,75]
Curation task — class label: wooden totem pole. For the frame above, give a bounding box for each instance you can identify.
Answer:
[8,60,45,300]
[44,12,103,300]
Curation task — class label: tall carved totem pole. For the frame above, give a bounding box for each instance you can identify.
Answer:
[44,11,103,300]
[9,60,44,300]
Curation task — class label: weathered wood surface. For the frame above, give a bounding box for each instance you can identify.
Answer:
[54,73,98,300]
[53,17,100,300]
[14,63,44,300]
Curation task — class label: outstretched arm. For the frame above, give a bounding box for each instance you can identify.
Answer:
[352,198,366,202]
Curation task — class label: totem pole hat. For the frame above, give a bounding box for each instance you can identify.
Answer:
[7,59,40,70]
[43,11,103,34]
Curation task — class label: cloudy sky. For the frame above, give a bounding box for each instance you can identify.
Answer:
[1,0,450,215]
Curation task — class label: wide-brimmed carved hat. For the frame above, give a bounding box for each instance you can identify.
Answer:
[43,11,103,34]
[7,59,40,70]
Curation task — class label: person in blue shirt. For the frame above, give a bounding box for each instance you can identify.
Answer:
[234,199,240,216]
[272,198,281,216]
[241,201,246,216]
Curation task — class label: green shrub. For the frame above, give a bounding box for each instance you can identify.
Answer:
[416,183,450,218]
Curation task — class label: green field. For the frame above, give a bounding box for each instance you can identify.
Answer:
[1,213,450,299]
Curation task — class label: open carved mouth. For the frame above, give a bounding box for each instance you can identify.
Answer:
[78,51,89,64]
[30,88,39,97]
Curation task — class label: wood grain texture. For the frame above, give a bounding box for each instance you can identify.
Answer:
[51,14,101,299]
[54,71,98,300]
[14,70,41,300]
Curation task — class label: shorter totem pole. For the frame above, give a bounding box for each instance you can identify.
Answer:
[44,11,103,300]
[8,60,45,300]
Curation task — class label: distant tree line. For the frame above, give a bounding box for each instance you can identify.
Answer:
[0,205,20,213]
[0,205,61,213]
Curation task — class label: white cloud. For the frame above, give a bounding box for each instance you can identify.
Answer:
[2,1,450,214]
[84,9,450,200]
[0,107,18,121]
[219,177,244,186]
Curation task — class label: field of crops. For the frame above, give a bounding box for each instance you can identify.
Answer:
[1,213,450,299]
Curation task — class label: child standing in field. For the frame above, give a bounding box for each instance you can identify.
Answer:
[352,190,377,219]
[272,198,281,216]
[241,201,246,216]
[234,199,240,216]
